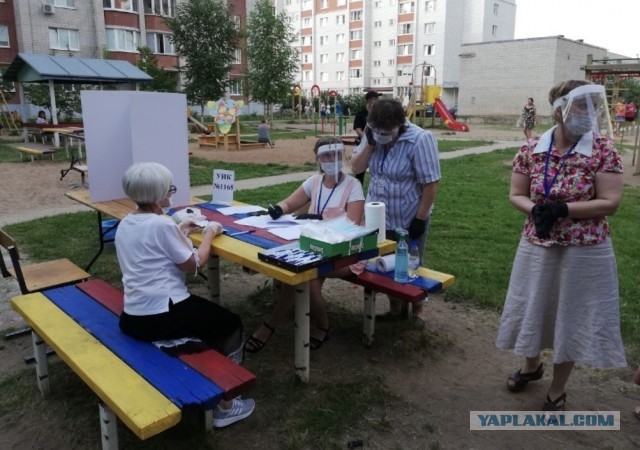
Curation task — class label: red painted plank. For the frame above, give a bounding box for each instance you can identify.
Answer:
[346,272,427,303]
[76,280,256,400]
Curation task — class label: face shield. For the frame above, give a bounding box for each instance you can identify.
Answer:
[317,143,344,179]
[552,84,612,137]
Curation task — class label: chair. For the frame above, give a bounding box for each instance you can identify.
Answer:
[0,229,90,296]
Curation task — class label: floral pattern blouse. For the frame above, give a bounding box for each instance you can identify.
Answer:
[513,128,623,247]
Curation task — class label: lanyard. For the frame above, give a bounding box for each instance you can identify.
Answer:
[316,175,339,216]
[379,149,389,173]
[543,134,578,199]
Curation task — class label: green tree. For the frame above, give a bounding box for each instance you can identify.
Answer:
[137,46,178,92]
[24,83,82,121]
[166,0,239,110]
[245,0,299,116]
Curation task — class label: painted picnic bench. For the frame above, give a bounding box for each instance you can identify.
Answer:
[16,145,56,162]
[11,279,256,450]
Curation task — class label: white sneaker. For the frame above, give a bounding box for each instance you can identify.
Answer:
[212,398,255,428]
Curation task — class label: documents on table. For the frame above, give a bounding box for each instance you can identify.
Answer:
[216,205,267,216]
[266,225,301,240]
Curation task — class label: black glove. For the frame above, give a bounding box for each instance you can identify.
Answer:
[531,204,555,239]
[365,126,376,146]
[547,201,568,219]
[408,217,426,240]
[295,213,323,220]
[268,204,283,220]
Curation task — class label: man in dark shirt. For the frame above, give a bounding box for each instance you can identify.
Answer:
[352,91,381,184]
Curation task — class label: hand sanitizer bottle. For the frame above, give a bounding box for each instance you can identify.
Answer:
[408,241,420,280]
[394,229,409,284]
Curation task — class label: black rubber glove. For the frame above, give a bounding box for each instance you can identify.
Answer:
[547,201,569,219]
[408,217,426,240]
[268,204,283,220]
[295,213,323,220]
[365,126,376,146]
[531,204,555,239]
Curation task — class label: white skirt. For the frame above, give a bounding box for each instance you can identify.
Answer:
[495,237,626,368]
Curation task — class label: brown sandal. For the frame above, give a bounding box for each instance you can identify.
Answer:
[507,363,544,392]
[543,392,567,411]
[243,322,275,354]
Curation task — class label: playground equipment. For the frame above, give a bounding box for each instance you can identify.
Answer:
[406,62,469,132]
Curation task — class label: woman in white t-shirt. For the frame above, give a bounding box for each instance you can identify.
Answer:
[115,162,255,428]
[244,137,365,353]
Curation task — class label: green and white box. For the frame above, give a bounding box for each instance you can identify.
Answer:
[299,232,378,257]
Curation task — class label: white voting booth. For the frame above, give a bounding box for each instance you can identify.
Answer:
[81,91,191,207]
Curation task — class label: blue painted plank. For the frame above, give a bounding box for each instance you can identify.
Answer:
[44,286,223,409]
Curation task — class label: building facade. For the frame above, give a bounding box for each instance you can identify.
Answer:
[276,0,516,107]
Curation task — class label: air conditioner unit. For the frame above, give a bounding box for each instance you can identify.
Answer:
[42,4,56,15]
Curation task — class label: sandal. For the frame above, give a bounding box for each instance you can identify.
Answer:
[506,362,544,392]
[310,327,330,351]
[243,322,275,354]
[543,392,567,411]
[634,406,640,420]
[375,311,404,322]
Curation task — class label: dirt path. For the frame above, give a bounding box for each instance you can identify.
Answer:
[1,124,639,449]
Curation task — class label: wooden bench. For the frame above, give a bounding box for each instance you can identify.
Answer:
[198,134,268,150]
[11,280,256,449]
[346,267,455,347]
[16,145,56,162]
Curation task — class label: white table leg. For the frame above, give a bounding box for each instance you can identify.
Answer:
[207,254,221,305]
[32,331,50,395]
[294,281,310,383]
[362,288,377,348]
[99,402,119,450]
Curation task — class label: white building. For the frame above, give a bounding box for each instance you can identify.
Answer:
[277,0,516,107]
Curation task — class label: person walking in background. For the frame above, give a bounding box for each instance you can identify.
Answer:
[625,100,637,132]
[244,137,365,353]
[496,80,626,412]
[520,98,537,140]
[351,98,440,328]
[352,91,381,184]
[614,97,626,135]
[257,119,274,147]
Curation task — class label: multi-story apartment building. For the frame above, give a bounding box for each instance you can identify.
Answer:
[277,0,516,107]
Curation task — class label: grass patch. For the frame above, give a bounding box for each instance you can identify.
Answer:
[438,139,494,152]
[189,159,317,186]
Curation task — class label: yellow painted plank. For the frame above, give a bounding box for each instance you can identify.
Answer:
[11,293,181,440]
[419,268,456,289]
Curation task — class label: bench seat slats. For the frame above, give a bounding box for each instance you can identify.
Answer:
[10,293,181,440]
[44,286,224,409]
[77,279,257,400]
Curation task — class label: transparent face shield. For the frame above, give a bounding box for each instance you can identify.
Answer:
[316,143,344,179]
[552,84,612,138]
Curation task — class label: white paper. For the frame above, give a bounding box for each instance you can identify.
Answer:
[217,205,266,216]
[267,225,302,240]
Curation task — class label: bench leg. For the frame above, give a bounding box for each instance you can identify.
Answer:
[207,255,221,305]
[294,281,310,383]
[362,288,377,348]
[32,331,50,395]
[204,409,213,431]
[99,402,119,450]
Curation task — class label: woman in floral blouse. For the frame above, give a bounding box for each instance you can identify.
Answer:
[496,80,626,411]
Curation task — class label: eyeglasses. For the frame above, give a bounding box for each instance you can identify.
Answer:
[168,185,177,195]
[372,128,398,136]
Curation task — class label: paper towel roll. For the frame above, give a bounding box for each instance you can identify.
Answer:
[365,202,386,243]
[376,254,395,273]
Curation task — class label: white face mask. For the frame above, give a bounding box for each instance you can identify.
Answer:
[564,114,593,136]
[320,160,343,177]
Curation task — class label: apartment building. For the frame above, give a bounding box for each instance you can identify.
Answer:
[277,0,516,107]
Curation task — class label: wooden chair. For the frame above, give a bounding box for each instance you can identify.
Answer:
[1,229,90,295]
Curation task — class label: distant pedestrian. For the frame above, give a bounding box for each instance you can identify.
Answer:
[257,119,274,147]
[519,98,537,140]
[614,98,625,135]
[625,100,637,132]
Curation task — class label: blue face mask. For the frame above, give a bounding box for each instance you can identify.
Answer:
[564,114,593,136]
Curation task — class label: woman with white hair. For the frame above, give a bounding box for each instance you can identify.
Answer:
[115,162,255,428]
[496,80,626,411]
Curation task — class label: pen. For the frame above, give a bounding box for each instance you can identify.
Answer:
[229,230,255,237]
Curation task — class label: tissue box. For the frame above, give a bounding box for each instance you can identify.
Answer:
[299,232,378,257]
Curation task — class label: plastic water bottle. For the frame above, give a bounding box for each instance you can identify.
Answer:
[408,241,420,280]
[394,229,409,284]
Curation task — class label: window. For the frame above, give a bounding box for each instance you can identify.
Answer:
[302,0,311,9]
[399,23,412,34]
[350,10,362,21]
[373,41,381,47]
[301,35,312,46]
[494,2,499,14]
[336,33,345,43]
[425,0,436,12]
[389,19,395,26]
[424,22,435,34]
[373,60,381,67]
[336,71,345,81]
[399,1,414,13]
[336,52,345,62]
[350,49,362,59]
[55,0,76,6]
[0,25,8,47]
[375,0,382,6]
[320,17,328,27]
[388,59,395,66]
[106,28,141,52]
[423,44,435,55]
[233,48,242,64]
[303,71,313,81]
[229,79,242,95]
[103,0,137,11]
[374,21,382,28]
[350,30,362,40]
[397,44,413,56]
[320,35,329,45]
[397,64,411,76]
[302,18,311,27]
[492,25,498,36]
[320,53,329,63]
[232,15,241,31]
[143,0,176,17]
[389,39,395,46]
[336,15,346,25]
[320,72,329,81]
[49,28,80,51]
[372,79,381,86]
[350,68,362,78]
[303,53,310,63]
[321,0,328,8]
[146,32,174,54]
